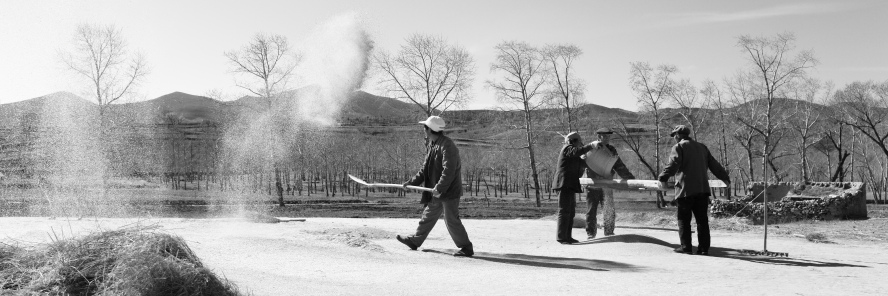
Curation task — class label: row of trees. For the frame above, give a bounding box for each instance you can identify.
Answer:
[619,33,888,204]
[30,23,888,207]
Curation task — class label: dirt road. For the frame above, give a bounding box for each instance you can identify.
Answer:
[2,217,886,295]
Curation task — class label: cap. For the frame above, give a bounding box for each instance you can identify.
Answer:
[563,132,582,144]
[418,116,446,132]
[565,132,581,141]
[669,125,691,136]
[595,127,614,134]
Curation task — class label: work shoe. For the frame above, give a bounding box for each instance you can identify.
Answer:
[396,235,418,250]
[558,238,580,245]
[453,247,474,257]
[673,247,693,254]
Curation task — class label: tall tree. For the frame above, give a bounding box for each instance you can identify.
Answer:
[736,32,817,251]
[832,81,888,174]
[736,32,817,184]
[374,34,475,116]
[787,77,831,182]
[542,44,586,133]
[628,61,676,208]
[61,23,148,188]
[725,71,763,183]
[225,33,297,206]
[61,23,148,116]
[487,41,549,207]
[701,79,734,195]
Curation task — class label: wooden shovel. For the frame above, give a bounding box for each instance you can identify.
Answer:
[347,174,435,192]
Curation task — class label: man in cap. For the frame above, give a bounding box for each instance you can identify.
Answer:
[583,127,635,239]
[396,116,474,257]
[552,132,596,244]
[658,125,730,255]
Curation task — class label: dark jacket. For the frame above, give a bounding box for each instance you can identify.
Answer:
[552,143,594,193]
[407,135,462,203]
[658,138,730,199]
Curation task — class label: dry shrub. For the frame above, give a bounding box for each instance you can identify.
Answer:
[0,225,242,296]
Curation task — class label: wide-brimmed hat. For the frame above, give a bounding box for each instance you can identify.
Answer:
[595,127,614,134]
[418,116,446,132]
[669,125,691,136]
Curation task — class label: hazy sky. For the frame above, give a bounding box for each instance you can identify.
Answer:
[1,0,886,111]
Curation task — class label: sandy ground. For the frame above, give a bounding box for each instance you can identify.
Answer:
[2,216,887,296]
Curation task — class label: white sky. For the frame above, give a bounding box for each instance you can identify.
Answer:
[1,0,886,111]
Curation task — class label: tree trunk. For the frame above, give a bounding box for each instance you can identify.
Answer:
[275,168,285,207]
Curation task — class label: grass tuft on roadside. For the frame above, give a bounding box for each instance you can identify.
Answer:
[805,232,831,243]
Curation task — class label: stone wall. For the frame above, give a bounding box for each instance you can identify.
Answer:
[711,182,867,224]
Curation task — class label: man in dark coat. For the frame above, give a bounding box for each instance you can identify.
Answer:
[658,125,730,255]
[583,127,635,239]
[396,116,473,257]
[552,132,595,244]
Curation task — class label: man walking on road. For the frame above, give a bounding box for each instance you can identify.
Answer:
[658,125,730,255]
[396,116,474,257]
[583,127,635,239]
[552,132,595,244]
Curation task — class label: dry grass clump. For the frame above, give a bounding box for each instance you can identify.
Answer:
[0,225,242,296]
[805,232,831,243]
[313,227,393,252]
[618,211,675,227]
[709,216,754,232]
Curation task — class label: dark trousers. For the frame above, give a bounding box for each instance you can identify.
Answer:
[411,197,472,249]
[585,188,602,237]
[556,189,577,241]
[676,195,711,251]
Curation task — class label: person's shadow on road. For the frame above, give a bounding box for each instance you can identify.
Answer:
[421,249,642,272]
[576,234,869,268]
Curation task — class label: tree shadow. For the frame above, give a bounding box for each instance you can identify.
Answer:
[421,249,642,272]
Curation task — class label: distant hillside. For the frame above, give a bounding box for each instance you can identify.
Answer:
[0,92,97,128]
[340,91,424,124]
[1,89,645,133]
[122,92,227,124]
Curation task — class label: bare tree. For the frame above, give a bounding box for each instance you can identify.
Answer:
[667,78,710,139]
[736,32,817,251]
[628,61,676,208]
[813,121,851,182]
[61,23,148,116]
[487,41,549,207]
[832,81,888,175]
[374,34,475,116]
[225,33,296,104]
[725,71,764,183]
[542,44,586,133]
[701,79,734,195]
[225,33,297,206]
[787,77,831,182]
[736,32,818,184]
[60,23,148,189]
